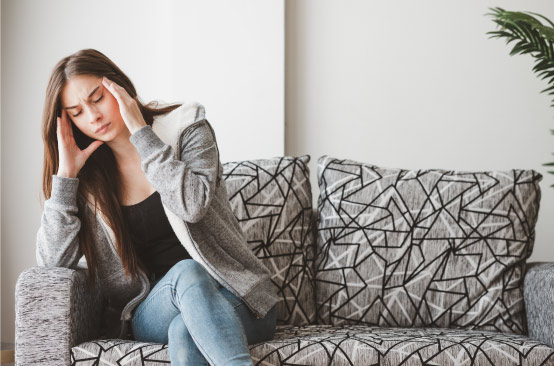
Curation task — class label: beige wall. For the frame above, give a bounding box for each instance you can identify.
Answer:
[1,0,284,344]
[285,0,554,264]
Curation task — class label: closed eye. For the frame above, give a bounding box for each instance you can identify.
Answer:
[71,94,103,117]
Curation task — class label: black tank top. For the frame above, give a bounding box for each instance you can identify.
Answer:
[120,191,191,281]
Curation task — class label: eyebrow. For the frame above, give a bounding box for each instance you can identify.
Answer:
[63,85,101,110]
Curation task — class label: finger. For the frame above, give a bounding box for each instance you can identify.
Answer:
[102,77,120,101]
[60,109,74,139]
[56,117,62,140]
[57,113,68,141]
[66,115,76,139]
[56,116,70,149]
[59,109,67,135]
[83,140,104,158]
[103,77,132,103]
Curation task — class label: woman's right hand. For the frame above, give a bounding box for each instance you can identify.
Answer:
[56,109,104,178]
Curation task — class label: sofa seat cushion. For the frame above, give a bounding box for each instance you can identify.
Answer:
[71,326,554,365]
[251,325,554,365]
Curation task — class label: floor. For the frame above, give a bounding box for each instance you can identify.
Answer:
[1,342,15,365]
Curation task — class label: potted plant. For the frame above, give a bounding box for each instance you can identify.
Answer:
[487,7,554,187]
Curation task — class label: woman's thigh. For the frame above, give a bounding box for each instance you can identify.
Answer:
[131,271,178,344]
[131,259,277,345]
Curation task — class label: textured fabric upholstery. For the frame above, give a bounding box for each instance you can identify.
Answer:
[15,267,103,366]
[249,325,554,366]
[70,325,554,365]
[222,155,316,325]
[16,154,554,366]
[314,155,542,334]
[524,262,554,347]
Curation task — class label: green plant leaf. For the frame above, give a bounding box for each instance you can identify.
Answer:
[487,30,514,39]
[538,69,551,79]
[540,85,554,94]
[527,10,554,28]
[487,8,554,189]
[533,58,552,72]
[510,43,528,55]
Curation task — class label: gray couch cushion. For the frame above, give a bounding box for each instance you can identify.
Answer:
[71,325,554,365]
[315,156,542,334]
[222,155,316,326]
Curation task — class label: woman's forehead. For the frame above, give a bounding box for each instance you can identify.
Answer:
[61,74,102,108]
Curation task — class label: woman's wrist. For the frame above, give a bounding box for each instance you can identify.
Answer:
[57,167,78,178]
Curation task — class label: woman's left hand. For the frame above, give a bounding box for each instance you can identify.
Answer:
[102,76,147,134]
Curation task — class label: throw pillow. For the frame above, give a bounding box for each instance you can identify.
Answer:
[223,155,316,325]
[315,155,542,334]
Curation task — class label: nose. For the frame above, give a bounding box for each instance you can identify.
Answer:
[86,104,102,123]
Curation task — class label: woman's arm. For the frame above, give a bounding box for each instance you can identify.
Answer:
[36,175,83,268]
[129,119,219,223]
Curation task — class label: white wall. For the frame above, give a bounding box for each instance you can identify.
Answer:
[1,0,284,344]
[285,1,554,264]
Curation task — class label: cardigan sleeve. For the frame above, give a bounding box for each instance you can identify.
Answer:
[36,175,84,268]
[129,119,220,223]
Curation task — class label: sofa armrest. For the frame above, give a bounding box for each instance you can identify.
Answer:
[15,266,103,366]
[524,262,554,347]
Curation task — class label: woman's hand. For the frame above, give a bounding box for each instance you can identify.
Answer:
[101,76,147,134]
[56,109,104,178]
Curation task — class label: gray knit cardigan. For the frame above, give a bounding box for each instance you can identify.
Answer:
[36,102,279,339]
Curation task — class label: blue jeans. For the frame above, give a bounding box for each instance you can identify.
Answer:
[131,259,276,366]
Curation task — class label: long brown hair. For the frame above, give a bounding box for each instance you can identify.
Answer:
[40,48,181,288]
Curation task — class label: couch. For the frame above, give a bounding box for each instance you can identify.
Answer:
[15,155,554,365]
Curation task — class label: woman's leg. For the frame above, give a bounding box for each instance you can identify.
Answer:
[165,288,277,364]
[167,314,208,365]
[218,284,277,345]
[131,259,275,366]
[131,269,208,365]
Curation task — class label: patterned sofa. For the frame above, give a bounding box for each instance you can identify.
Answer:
[15,155,554,365]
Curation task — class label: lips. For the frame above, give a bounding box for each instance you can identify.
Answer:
[95,122,111,133]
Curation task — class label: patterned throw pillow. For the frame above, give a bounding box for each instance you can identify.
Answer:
[223,155,316,325]
[315,155,542,334]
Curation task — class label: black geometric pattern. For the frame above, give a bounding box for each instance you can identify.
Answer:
[249,325,554,366]
[66,155,554,365]
[315,155,543,334]
[71,325,554,365]
[71,339,169,365]
[222,155,316,325]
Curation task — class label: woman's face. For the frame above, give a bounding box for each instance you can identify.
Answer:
[60,74,126,141]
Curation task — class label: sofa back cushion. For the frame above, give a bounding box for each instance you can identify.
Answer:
[314,155,542,334]
[223,155,316,325]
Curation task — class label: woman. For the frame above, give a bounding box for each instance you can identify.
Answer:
[36,48,278,366]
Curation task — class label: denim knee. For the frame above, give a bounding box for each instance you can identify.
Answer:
[168,314,207,364]
[168,313,184,338]
[168,314,192,343]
